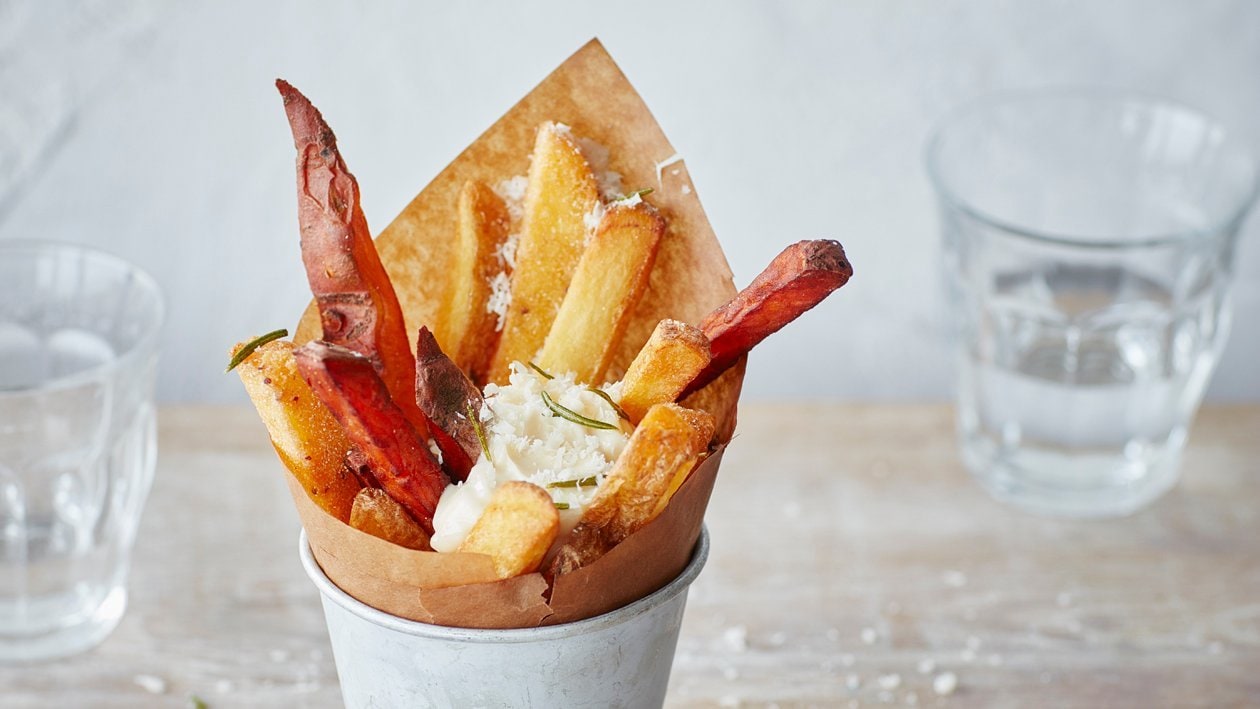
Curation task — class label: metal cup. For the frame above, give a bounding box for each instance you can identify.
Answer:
[299,527,710,708]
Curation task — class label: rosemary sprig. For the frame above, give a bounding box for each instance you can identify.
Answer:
[547,476,599,489]
[526,361,554,380]
[468,401,492,464]
[586,387,630,421]
[554,502,571,510]
[225,328,288,372]
[540,391,617,430]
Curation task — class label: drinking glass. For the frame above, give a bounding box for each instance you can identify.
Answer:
[926,90,1257,517]
[0,240,163,661]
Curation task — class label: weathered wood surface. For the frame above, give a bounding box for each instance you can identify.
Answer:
[1,404,1256,707]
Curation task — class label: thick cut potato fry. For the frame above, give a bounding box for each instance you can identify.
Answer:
[618,319,711,423]
[537,201,664,385]
[276,80,429,438]
[487,123,600,383]
[414,326,484,482]
[350,488,432,551]
[293,341,449,534]
[684,239,852,395]
[437,180,511,384]
[458,481,559,579]
[235,339,360,522]
[550,403,715,576]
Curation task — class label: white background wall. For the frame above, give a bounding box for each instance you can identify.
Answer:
[1,0,1257,403]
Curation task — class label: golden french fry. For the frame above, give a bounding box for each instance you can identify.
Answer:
[350,488,432,551]
[550,403,715,575]
[537,201,664,385]
[487,122,600,383]
[437,180,511,384]
[234,339,360,522]
[458,481,559,579]
[618,319,712,423]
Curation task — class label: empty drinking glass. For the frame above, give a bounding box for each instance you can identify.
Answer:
[0,240,163,661]
[927,90,1257,517]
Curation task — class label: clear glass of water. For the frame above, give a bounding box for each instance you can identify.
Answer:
[0,240,163,661]
[926,90,1257,517]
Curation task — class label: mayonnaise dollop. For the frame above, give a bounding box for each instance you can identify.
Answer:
[429,363,630,552]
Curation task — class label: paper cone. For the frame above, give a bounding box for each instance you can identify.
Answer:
[289,39,743,628]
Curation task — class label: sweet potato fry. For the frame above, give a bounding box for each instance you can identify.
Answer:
[437,180,512,383]
[293,341,449,534]
[350,488,432,551]
[234,339,360,522]
[487,122,600,383]
[550,403,715,576]
[276,80,429,437]
[618,319,711,423]
[537,201,664,385]
[414,326,484,482]
[457,481,559,579]
[683,239,852,395]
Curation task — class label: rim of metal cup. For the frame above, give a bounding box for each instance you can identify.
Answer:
[0,239,164,397]
[923,87,1260,250]
[299,526,710,642]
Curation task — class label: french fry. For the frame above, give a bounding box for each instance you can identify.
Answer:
[350,488,432,551]
[457,481,559,579]
[683,239,852,395]
[293,341,449,534]
[487,122,600,383]
[536,201,664,385]
[618,319,711,423]
[276,80,429,437]
[234,339,360,522]
[414,326,484,482]
[550,403,715,576]
[437,180,511,384]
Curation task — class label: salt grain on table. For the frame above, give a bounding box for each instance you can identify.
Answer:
[861,627,878,645]
[723,625,749,652]
[933,671,958,696]
[133,674,167,694]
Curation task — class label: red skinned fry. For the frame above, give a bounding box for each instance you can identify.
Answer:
[414,327,484,482]
[293,340,449,533]
[683,239,852,395]
[277,79,429,438]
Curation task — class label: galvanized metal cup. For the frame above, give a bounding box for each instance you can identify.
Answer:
[299,527,710,708]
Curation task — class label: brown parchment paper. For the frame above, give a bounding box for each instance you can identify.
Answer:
[288,39,744,628]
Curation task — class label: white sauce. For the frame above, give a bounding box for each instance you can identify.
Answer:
[429,363,629,552]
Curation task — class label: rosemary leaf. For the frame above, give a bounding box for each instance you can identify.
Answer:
[616,187,654,201]
[554,502,571,510]
[225,328,288,372]
[468,401,493,465]
[526,361,554,379]
[541,391,617,431]
[586,387,630,421]
[547,476,599,489]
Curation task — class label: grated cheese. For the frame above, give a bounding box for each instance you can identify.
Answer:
[429,364,629,552]
[485,271,512,332]
[654,153,684,185]
[494,175,528,222]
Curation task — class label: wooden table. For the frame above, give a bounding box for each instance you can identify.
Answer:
[2,404,1257,707]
